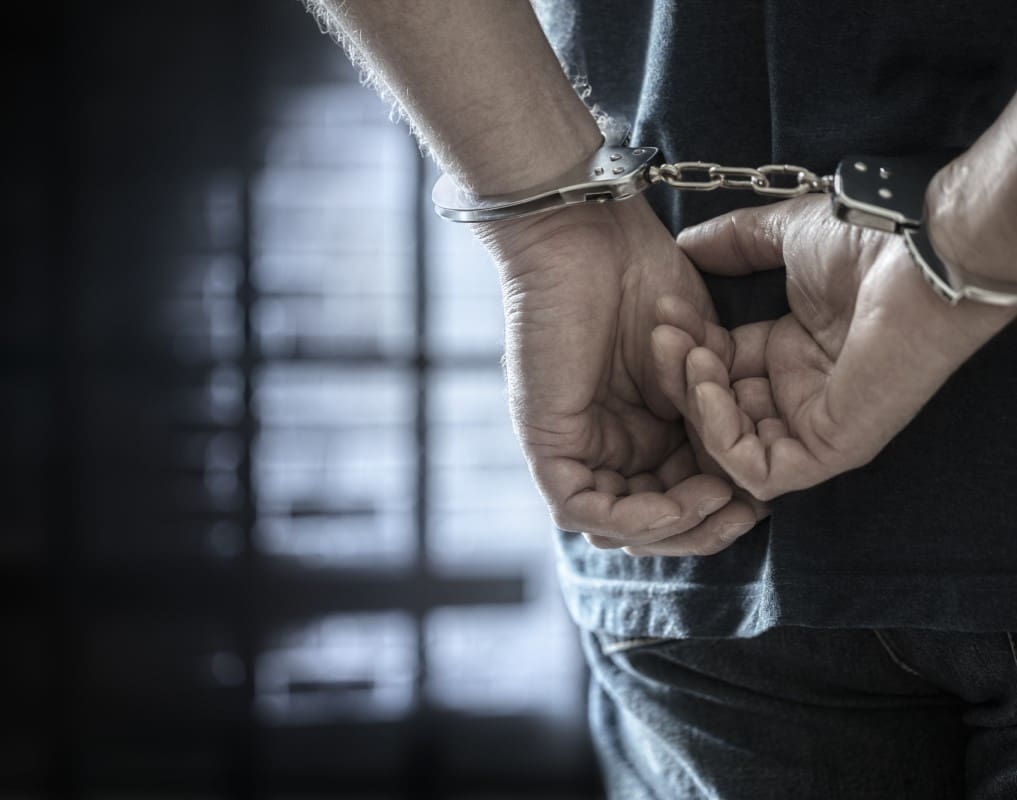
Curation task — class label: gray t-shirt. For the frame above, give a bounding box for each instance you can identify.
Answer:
[542,0,1017,636]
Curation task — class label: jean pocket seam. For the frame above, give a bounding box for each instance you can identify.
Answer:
[1006,632,1017,672]
[872,629,927,680]
[599,636,670,655]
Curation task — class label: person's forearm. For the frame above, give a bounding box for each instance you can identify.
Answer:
[926,91,1017,282]
[315,0,601,195]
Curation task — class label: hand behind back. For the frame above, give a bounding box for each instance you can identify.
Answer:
[477,196,764,555]
[651,195,1016,501]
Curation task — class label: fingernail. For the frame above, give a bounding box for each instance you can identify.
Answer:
[649,514,681,530]
[720,521,756,542]
[697,496,728,517]
[622,546,645,557]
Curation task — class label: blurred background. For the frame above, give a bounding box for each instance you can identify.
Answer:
[4,1,602,796]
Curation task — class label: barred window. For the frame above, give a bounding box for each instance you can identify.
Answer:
[4,1,601,796]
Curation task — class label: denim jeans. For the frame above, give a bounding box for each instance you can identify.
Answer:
[583,626,1017,799]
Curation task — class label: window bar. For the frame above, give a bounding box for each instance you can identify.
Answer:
[408,143,439,797]
[233,169,260,797]
[234,17,259,786]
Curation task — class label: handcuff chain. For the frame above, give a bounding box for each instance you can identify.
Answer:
[649,161,834,198]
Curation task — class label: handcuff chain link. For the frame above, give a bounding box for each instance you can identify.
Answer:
[649,161,834,198]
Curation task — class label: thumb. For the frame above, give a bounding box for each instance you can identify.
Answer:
[676,200,797,276]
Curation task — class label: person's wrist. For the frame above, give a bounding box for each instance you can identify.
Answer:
[910,172,1017,332]
[925,152,1017,286]
[925,157,981,274]
[462,115,612,268]
[449,113,604,198]
[473,195,623,286]
[447,95,608,267]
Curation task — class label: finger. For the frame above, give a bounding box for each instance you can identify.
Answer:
[685,346,731,393]
[691,319,775,384]
[732,377,777,423]
[542,421,697,538]
[560,488,686,539]
[643,322,695,422]
[656,295,706,345]
[728,322,775,381]
[585,497,744,551]
[652,325,699,415]
[702,319,735,363]
[656,295,738,366]
[627,472,664,494]
[592,469,627,496]
[653,441,698,488]
[735,487,771,522]
[688,381,767,491]
[677,201,795,275]
[685,348,755,437]
[684,423,737,483]
[623,498,762,557]
[757,417,789,447]
[543,457,685,538]
[583,532,622,550]
[608,473,735,547]
[689,382,824,501]
[664,472,733,520]
[684,349,756,449]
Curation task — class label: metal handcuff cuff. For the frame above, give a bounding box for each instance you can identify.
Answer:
[432,143,1017,307]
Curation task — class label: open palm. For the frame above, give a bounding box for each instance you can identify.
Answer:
[651,195,1016,501]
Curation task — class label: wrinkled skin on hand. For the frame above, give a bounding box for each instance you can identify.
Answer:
[475,197,765,556]
[651,195,1017,501]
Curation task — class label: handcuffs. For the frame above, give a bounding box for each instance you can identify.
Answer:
[432,143,1017,307]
